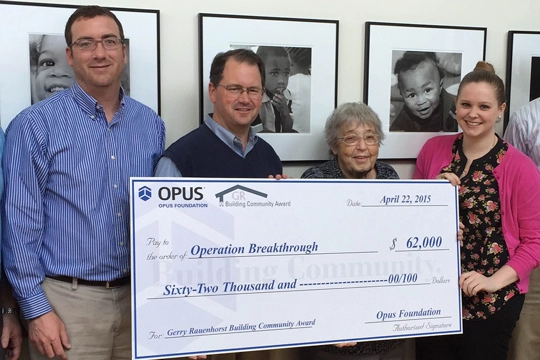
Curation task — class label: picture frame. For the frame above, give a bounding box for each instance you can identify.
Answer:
[364,22,486,159]
[199,13,338,161]
[505,31,540,129]
[0,1,160,129]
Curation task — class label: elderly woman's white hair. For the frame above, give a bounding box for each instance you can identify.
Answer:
[325,102,386,151]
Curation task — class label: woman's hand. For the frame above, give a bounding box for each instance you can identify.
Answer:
[437,174,464,246]
[459,272,498,296]
[436,172,461,186]
[457,222,465,247]
[459,266,519,296]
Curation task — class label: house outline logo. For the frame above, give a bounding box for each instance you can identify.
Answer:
[138,186,152,201]
[215,185,267,203]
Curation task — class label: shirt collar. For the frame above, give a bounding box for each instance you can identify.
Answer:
[70,82,126,121]
[205,114,258,157]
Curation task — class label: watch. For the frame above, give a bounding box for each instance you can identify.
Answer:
[1,308,18,316]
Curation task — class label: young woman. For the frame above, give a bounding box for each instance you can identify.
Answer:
[414,62,540,360]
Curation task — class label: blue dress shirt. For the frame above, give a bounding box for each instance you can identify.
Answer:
[2,82,165,319]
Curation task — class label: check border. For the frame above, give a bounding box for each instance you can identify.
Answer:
[130,178,462,359]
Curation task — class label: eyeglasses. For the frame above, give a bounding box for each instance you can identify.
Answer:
[70,37,124,51]
[338,134,380,146]
[215,84,264,99]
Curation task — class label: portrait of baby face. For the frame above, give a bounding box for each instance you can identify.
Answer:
[389,50,461,133]
[398,59,443,120]
[29,34,131,104]
[30,34,74,104]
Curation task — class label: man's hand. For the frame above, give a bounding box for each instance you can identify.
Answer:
[29,312,71,360]
[2,313,22,360]
[268,174,290,180]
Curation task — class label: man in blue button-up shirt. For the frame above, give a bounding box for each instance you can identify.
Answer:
[2,6,164,360]
[0,128,22,360]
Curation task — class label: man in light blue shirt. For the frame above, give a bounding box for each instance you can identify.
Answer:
[2,6,164,360]
[155,49,282,178]
[0,128,22,360]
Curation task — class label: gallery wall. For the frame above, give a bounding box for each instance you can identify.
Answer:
[10,0,540,178]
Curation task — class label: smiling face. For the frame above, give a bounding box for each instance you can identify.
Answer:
[209,59,263,137]
[264,55,290,96]
[398,60,443,120]
[34,35,74,102]
[66,15,126,97]
[456,81,505,140]
[332,122,379,179]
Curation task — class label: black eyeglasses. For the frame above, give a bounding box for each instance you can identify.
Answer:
[70,37,124,51]
[215,84,264,99]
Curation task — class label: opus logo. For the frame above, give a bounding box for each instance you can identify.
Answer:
[158,186,204,201]
[215,185,267,203]
[138,186,152,201]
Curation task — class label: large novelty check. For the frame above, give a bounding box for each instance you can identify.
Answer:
[130,178,462,359]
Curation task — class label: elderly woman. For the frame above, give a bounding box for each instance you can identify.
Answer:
[302,102,399,181]
[301,102,405,360]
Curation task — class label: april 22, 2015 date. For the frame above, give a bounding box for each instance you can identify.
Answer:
[380,194,431,205]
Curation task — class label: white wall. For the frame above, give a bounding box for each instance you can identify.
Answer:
[14,0,540,178]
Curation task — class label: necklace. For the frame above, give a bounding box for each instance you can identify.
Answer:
[461,135,498,177]
[489,134,498,149]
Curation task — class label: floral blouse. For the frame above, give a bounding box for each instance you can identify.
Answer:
[440,134,518,320]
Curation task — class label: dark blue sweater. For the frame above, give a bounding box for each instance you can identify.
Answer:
[163,123,282,178]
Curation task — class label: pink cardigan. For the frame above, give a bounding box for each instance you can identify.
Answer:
[414,134,540,293]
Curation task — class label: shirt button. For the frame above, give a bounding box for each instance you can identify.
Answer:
[120,242,124,246]
[123,269,128,273]
[111,155,116,160]
[113,184,118,189]
[90,115,95,119]
[117,213,122,217]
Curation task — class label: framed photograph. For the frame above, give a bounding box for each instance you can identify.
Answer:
[199,13,338,161]
[505,31,540,129]
[0,1,160,129]
[364,22,486,159]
